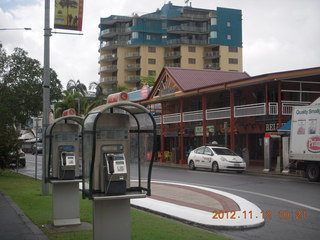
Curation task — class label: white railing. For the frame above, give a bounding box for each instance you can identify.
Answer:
[153,116,161,125]
[163,113,181,124]
[183,110,203,122]
[282,101,311,115]
[268,102,278,115]
[206,107,230,120]
[234,103,266,118]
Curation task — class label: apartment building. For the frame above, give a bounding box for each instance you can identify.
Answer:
[98,2,242,94]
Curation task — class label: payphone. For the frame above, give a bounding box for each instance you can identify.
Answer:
[45,115,83,226]
[82,99,157,240]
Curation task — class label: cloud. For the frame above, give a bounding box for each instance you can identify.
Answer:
[1,0,320,88]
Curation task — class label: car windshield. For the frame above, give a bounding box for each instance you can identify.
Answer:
[211,148,237,156]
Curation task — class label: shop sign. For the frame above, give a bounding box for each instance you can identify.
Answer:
[195,126,214,136]
[265,122,281,132]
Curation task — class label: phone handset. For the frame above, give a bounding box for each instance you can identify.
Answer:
[62,152,66,166]
[104,153,114,174]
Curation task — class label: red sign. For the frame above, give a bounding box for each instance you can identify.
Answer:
[62,108,76,116]
[307,136,320,153]
[107,92,128,103]
[141,85,150,99]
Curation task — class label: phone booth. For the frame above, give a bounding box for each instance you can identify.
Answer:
[82,96,156,240]
[45,115,83,226]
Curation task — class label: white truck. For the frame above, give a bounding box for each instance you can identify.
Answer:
[289,97,320,181]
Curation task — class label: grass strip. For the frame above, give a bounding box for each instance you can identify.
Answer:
[0,170,229,240]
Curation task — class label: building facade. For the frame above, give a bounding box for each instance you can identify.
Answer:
[139,67,320,168]
[99,2,242,94]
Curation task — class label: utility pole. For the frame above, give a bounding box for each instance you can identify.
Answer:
[42,0,51,195]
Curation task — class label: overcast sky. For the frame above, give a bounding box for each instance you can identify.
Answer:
[1,0,320,89]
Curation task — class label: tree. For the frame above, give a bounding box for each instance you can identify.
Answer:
[66,79,87,96]
[140,75,156,87]
[0,45,63,168]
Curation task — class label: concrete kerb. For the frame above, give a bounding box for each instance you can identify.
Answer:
[131,181,265,230]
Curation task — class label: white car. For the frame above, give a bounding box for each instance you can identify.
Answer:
[187,145,246,173]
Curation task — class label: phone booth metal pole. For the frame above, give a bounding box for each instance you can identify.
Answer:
[82,97,157,240]
[45,115,83,226]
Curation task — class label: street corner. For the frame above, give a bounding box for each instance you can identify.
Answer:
[131,181,265,230]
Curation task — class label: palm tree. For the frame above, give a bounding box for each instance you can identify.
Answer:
[66,79,87,96]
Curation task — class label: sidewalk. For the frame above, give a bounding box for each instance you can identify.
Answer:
[0,191,48,240]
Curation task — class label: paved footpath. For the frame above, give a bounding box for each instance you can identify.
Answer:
[0,191,48,240]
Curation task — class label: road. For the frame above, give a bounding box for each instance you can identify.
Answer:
[19,154,320,240]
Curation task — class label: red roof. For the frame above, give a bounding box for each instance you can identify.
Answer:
[166,67,250,91]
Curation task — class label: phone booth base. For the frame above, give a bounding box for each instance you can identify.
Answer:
[92,194,146,240]
[52,180,81,227]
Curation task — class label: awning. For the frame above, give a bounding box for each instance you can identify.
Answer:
[278,120,291,132]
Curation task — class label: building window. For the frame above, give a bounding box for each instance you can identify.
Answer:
[148,46,156,53]
[227,21,231,27]
[227,35,232,40]
[229,58,238,64]
[188,46,196,52]
[148,58,156,64]
[211,17,217,25]
[228,46,238,52]
[146,35,151,40]
[148,70,156,76]
[188,58,196,64]
[210,31,217,39]
[132,32,138,39]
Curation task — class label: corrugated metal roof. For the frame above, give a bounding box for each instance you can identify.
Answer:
[165,67,250,92]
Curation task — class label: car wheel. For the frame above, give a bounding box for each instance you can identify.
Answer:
[306,164,320,182]
[189,160,196,170]
[212,162,219,173]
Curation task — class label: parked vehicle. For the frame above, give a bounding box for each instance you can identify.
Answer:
[32,143,43,155]
[187,144,246,173]
[289,98,320,182]
[9,149,26,168]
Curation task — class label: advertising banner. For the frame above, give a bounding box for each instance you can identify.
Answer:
[54,0,84,31]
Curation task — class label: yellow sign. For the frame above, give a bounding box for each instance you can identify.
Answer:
[54,0,84,31]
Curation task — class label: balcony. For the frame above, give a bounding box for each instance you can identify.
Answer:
[99,54,117,63]
[125,64,141,71]
[167,39,207,45]
[99,65,117,73]
[183,110,203,122]
[234,103,266,118]
[125,75,141,83]
[167,25,209,34]
[203,51,219,59]
[99,40,129,50]
[165,63,181,68]
[125,52,140,59]
[164,51,181,59]
[100,28,131,39]
[100,77,117,85]
[204,63,220,70]
[206,107,231,120]
[163,113,181,124]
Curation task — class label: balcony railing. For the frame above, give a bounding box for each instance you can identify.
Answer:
[167,39,207,45]
[204,51,219,59]
[235,103,266,118]
[125,52,140,58]
[125,75,140,83]
[99,54,117,62]
[167,25,208,33]
[282,101,310,115]
[125,64,141,71]
[204,63,220,70]
[183,110,203,122]
[206,107,231,120]
[164,51,181,59]
[100,77,117,85]
[163,113,181,124]
[268,102,278,115]
[99,65,117,73]
[153,101,310,125]
[165,63,181,67]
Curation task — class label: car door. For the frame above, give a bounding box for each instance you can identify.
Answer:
[193,146,205,167]
[202,147,214,168]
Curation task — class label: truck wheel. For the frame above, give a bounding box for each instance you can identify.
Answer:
[306,164,320,182]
